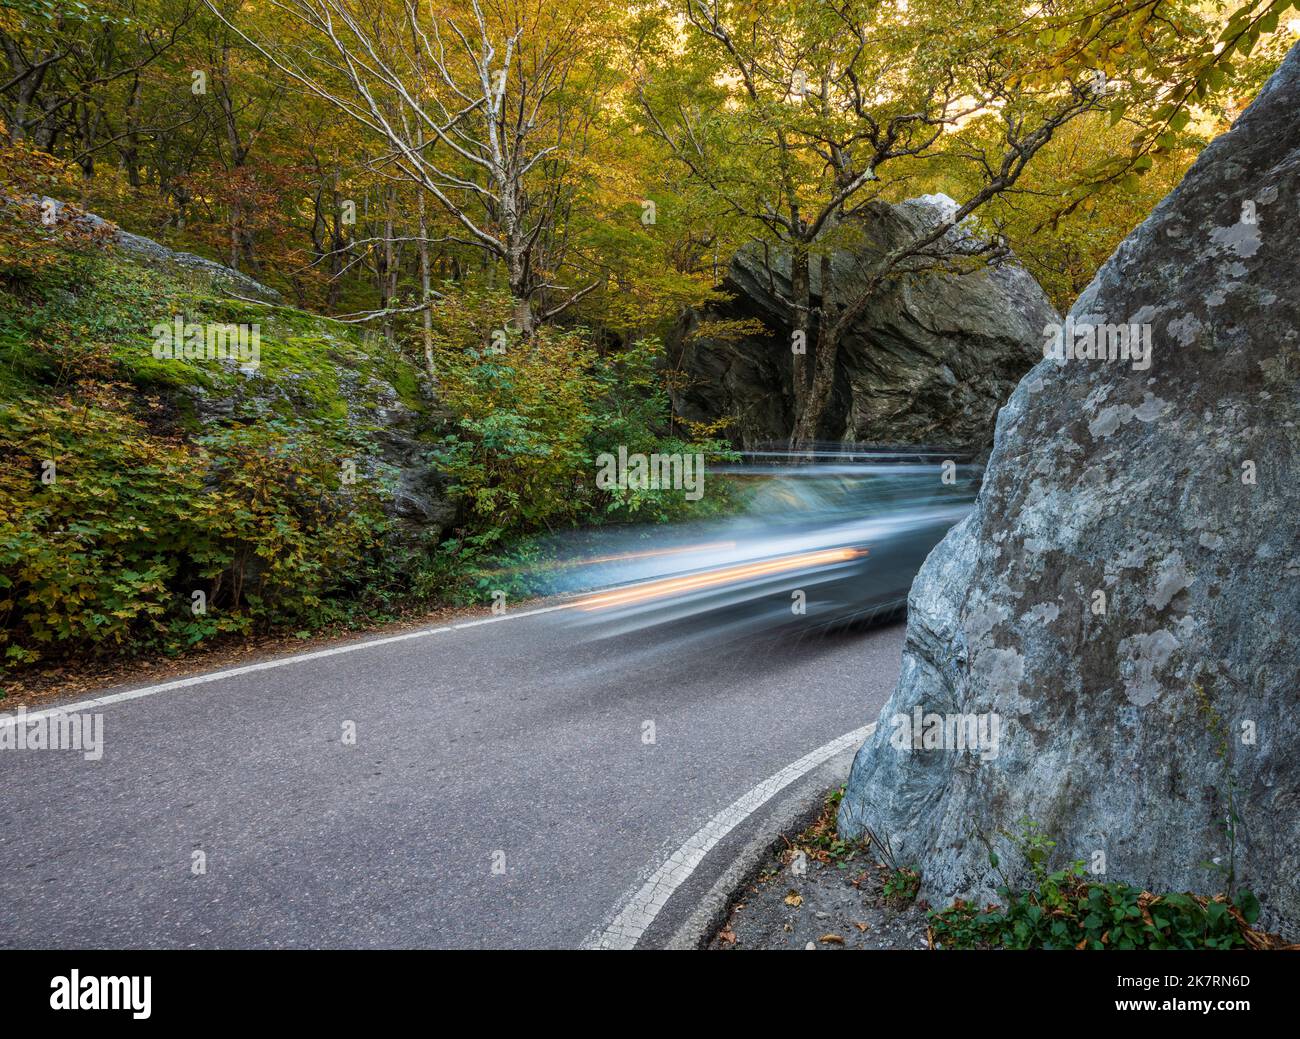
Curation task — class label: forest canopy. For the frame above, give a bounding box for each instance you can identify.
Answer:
[3,0,1294,334]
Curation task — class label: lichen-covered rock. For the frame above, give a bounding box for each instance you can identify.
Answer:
[839,45,1300,935]
[36,196,284,304]
[187,330,456,545]
[52,199,457,544]
[669,196,1057,451]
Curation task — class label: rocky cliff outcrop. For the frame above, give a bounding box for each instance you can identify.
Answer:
[36,195,284,304]
[838,46,1300,934]
[670,196,1057,451]
[186,328,456,544]
[35,198,454,542]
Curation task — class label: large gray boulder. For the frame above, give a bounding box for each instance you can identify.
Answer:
[839,44,1300,935]
[670,196,1057,451]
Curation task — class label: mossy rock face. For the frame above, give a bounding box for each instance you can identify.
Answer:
[0,213,457,546]
[37,196,285,305]
[839,43,1300,938]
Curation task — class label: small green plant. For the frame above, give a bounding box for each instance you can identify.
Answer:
[930,820,1265,950]
[883,866,921,906]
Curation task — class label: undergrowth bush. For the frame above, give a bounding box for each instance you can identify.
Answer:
[928,821,1264,950]
[429,286,739,557]
[0,389,388,665]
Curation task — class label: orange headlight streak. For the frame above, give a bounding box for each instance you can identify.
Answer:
[574,547,865,612]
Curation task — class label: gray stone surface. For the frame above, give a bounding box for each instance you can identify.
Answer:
[36,195,284,303]
[670,196,1057,451]
[839,45,1300,935]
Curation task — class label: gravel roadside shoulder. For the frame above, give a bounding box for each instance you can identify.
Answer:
[709,787,931,951]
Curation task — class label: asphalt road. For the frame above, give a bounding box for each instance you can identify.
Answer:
[0,607,904,949]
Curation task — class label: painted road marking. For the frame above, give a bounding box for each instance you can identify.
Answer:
[0,602,578,729]
[584,721,877,950]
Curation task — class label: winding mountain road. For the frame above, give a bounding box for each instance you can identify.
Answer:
[0,606,904,949]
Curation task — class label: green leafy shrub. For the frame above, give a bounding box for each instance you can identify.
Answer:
[0,390,389,664]
[430,286,738,554]
[586,337,739,524]
[929,821,1263,950]
[433,317,599,533]
[929,866,1261,950]
[883,866,922,906]
[1,389,215,661]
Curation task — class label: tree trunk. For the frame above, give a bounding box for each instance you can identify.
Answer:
[383,184,397,347]
[499,171,535,335]
[229,200,241,271]
[327,168,345,308]
[790,242,811,420]
[416,181,436,383]
[508,244,534,336]
[790,251,838,451]
[217,42,258,274]
[123,68,143,189]
[792,323,838,450]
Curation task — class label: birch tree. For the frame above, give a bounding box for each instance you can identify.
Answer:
[207,0,607,334]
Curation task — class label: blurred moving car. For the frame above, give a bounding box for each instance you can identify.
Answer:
[539,449,982,638]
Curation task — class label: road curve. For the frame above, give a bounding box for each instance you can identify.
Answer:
[0,608,904,949]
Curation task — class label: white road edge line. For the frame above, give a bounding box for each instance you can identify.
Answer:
[584,721,877,950]
[0,602,577,729]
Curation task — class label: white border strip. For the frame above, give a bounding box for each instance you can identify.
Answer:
[0,602,576,729]
[584,721,876,950]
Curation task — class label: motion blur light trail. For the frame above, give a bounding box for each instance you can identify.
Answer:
[575,547,866,611]
[530,447,983,639]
